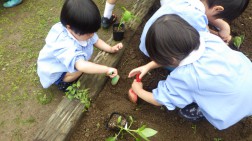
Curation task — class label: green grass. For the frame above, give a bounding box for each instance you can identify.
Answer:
[0,0,63,140]
[0,0,63,103]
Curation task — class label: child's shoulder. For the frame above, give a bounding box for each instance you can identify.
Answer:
[50,22,65,32]
[45,22,73,46]
[47,22,68,39]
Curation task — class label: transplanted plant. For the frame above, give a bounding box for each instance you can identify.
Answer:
[232,35,245,49]
[106,115,158,141]
[65,80,91,112]
[117,7,136,30]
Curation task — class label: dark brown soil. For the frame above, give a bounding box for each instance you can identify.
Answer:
[70,2,252,141]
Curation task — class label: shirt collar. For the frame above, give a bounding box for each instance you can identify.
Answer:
[179,37,205,66]
[185,0,205,13]
[66,29,88,47]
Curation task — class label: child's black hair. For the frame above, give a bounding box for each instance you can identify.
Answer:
[145,14,200,66]
[206,0,249,22]
[60,0,101,35]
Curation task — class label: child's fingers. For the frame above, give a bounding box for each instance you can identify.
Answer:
[116,43,123,50]
[139,73,144,79]
[128,70,136,78]
[128,71,135,78]
[109,74,117,78]
[107,68,118,76]
[118,43,123,49]
[128,70,140,78]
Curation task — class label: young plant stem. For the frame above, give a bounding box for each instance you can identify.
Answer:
[125,129,138,139]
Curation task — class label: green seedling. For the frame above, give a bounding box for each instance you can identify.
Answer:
[233,35,245,49]
[111,75,120,85]
[117,7,136,30]
[106,116,158,141]
[65,80,91,112]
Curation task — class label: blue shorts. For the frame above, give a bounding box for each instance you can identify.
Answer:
[54,72,67,85]
[54,72,73,92]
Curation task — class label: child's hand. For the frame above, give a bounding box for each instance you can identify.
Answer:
[131,79,143,94]
[128,65,149,79]
[218,30,232,43]
[106,67,118,78]
[111,43,123,53]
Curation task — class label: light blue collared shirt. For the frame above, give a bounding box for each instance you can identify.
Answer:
[140,0,208,56]
[153,32,252,130]
[37,22,99,88]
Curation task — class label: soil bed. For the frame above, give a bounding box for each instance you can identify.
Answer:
[70,2,252,141]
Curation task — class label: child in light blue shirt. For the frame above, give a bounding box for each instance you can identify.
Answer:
[37,0,123,91]
[140,0,249,56]
[129,14,252,130]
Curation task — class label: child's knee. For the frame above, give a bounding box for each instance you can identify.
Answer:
[63,72,82,82]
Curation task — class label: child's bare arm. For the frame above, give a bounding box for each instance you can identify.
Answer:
[131,80,161,106]
[210,19,232,43]
[75,59,117,78]
[128,61,161,79]
[94,39,123,53]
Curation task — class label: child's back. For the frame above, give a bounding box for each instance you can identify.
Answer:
[130,14,252,130]
[154,31,252,130]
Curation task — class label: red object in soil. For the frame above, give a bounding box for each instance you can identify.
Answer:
[136,73,141,82]
[128,73,141,104]
[128,88,138,103]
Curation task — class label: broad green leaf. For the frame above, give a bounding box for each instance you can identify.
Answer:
[85,102,90,108]
[233,35,245,49]
[77,81,81,88]
[241,35,245,42]
[117,116,122,124]
[71,89,76,95]
[138,125,146,131]
[140,128,158,137]
[234,37,242,48]
[120,7,135,23]
[122,10,132,22]
[72,83,77,87]
[67,95,74,100]
[137,132,149,141]
[66,86,72,91]
[135,138,141,141]
[105,137,117,141]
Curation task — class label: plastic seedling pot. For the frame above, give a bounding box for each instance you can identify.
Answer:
[106,112,128,131]
[113,23,125,41]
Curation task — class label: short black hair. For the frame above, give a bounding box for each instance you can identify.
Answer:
[206,0,249,22]
[60,0,101,35]
[145,14,200,66]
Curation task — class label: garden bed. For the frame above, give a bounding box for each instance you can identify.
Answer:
[69,1,252,141]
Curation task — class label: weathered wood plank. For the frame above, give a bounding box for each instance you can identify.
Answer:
[34,0,156,140]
